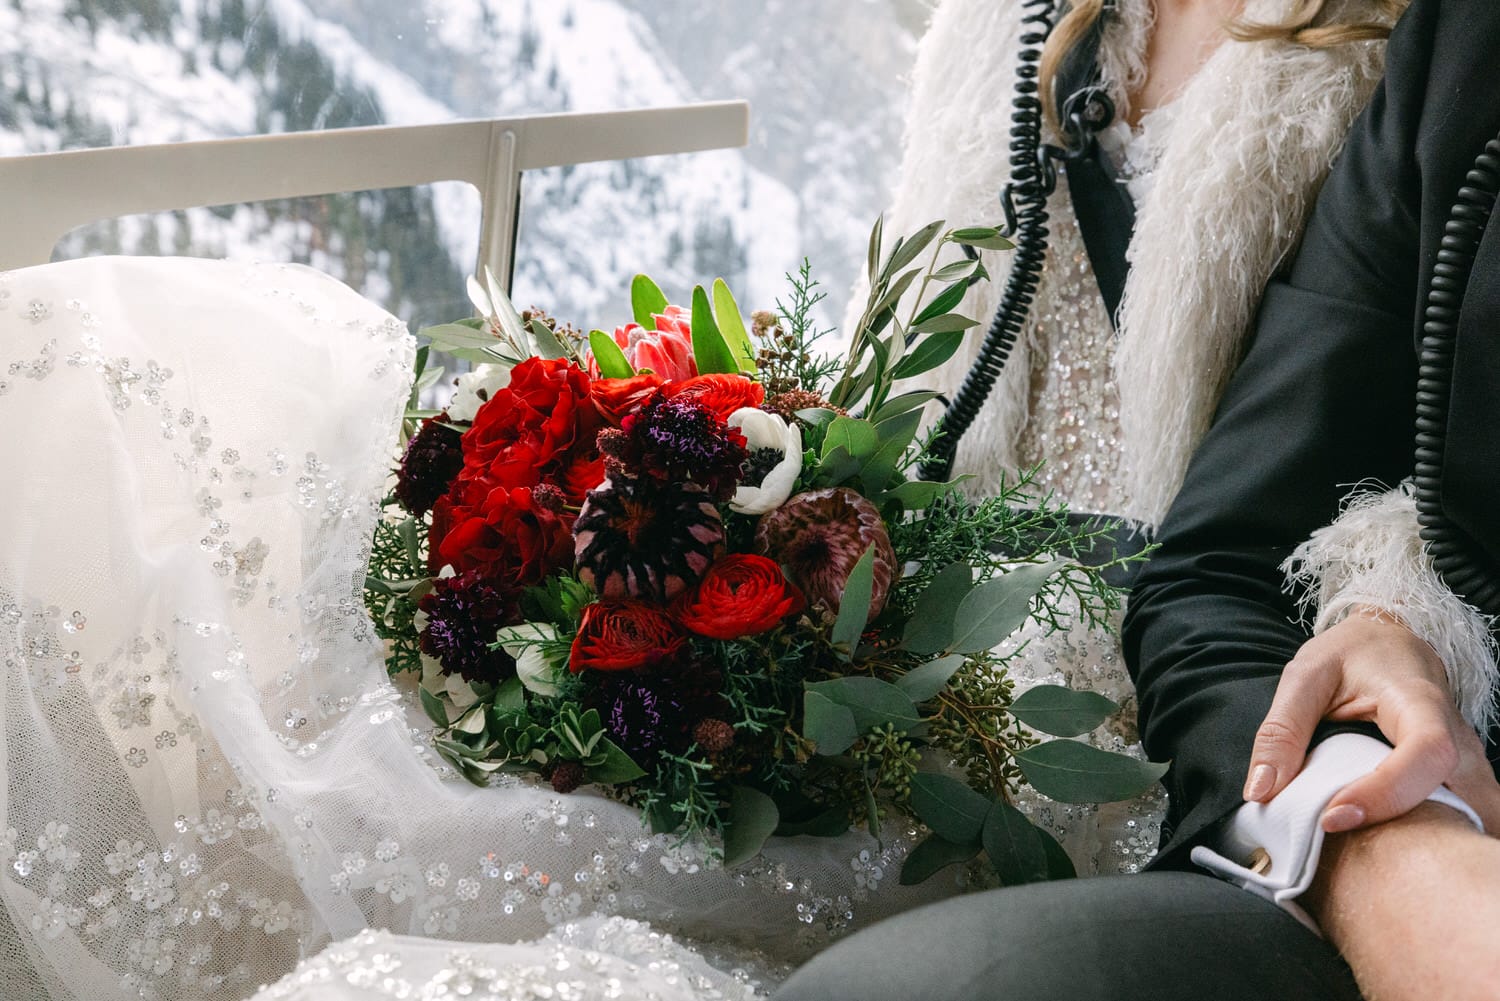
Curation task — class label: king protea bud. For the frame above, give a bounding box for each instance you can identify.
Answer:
[754,487,896,622]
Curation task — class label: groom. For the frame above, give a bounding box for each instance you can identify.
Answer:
[778,0,1500,997]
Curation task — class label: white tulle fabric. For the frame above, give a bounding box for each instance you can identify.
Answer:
[0,256,971,1001]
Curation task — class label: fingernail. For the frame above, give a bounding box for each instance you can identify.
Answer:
[1321,804,1366,833]
[1245,764,1276,802]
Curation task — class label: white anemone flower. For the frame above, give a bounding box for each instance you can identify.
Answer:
[495,622,565,696]
[728,407,803,515]
[447,363,512,422]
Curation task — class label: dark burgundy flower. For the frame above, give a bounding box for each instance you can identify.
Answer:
[754,487,897,622]
[573,477,724,601]
[609,395,748,501]
[395,416,464,516]
[418,571,520,685]
[582,659,729,767]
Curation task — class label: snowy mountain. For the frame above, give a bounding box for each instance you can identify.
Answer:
[0,0,925,334]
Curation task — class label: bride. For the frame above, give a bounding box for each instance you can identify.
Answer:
[0,1,1415,998]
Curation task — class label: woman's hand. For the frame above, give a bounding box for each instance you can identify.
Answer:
[1243,605,1500,834]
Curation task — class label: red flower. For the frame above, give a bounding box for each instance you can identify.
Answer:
[588,306,697,382]
[663,374,765,422]
[460,357,600,489]
[569,599,687,673]
[592,373,665,426]
[671,554,805,640]
[432,482,574,585]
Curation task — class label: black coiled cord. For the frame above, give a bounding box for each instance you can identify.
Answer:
[1413,131,1500,619]
[918,0,1058,483]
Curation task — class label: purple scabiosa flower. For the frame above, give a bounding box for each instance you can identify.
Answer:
[417,571,519,685]
[604,396,748,501]
[395,415,464,516]
[582,659,728,768]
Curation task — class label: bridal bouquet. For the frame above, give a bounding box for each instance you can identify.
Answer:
[366,220,1163,884]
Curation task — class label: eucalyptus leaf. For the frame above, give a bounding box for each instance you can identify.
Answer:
[1015,740,1170,804]
[909,771,991,845]
[588,329,634,380]
[890,330,965,381]
[723,786,780,867]
[585,738,647,785]
[821,417,880,461]
[911,313,980,335]
[902,562,975,655]
[452,704,487,736]
[830,546,877,653]
[1036,825,1077,880]
[895,654,967,702]
[982,800,1048,886]
[712,278,758,373]
[859,409,922,494]
[690,285,739,374]
[774,806,851,838]
[949,561,1064,654]
[418,686,449,728]
[631,274,668,329]
[1010,685,1119,737]
[803,690,859,755]
[911,281,969,327]
[805,677,922,735]
[899,832,981,885]
[528,319,570,360]
[493,677,526,712]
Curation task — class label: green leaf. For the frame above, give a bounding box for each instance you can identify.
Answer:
[949,226,1015,251]
[903,562,975,655]
[723,786,781,867]
[812,445,862,487]
[890,329,965,381]
[866,216,884,283]
[949,561,1064,654]
[859,409,923,494]
[910,313,980,335]
[866,268,922,332]
[690,284,740,374]
[774,806,851,838]
[493,677,525,712]
[899,832,981,885]
[822,416,880,461]
[803,690,860,754]
[911,281,969,327]
[1036,826,1077,880]
[895,654,967,702]
[631,274,669,329]
[418,686,449,728]
[869,390,943,423]
[931,258,983,283]
[909,771,991,845]
[453,704,487,736]
[805,677,922,735]
[882,478,958,512]
[795,407,839,431]
[982,801,1048,886]
[712,278,758,373]
[399,516,421,572]
[528,319,569,360]
[584,738,647,785]
[830,546,877,653]
[1015,740,1170,804]
[883,219,946,279]
[419,322,502,351]
[1010,685,1120,737]
[588,329,634,379]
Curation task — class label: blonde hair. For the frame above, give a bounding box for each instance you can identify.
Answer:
[1039,0,1408,125]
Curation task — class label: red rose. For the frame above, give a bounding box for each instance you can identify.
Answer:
[592,372,665,426]
[671,553,806,640]
[663,374,766,422]
[432,481,574,585]
[569,599,687,673]
[461,357,600,486]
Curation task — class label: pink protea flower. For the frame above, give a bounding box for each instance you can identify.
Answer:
[754,487,897,623]
[589,305,698,382]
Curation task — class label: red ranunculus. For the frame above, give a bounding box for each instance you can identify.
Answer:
[663,374,766,422]
[432,481,576,585]
[671,553,806,640]
[592,372,665,426]
[569,599,687,673]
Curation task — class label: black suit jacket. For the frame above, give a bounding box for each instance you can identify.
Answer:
[1122,0,1500,869]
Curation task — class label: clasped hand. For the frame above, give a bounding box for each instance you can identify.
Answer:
[1243,605,1500,834]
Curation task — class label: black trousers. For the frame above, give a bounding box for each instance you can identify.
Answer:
[775,872,1360,1001]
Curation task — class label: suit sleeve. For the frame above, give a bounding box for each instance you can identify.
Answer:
[1121,0,1464,869]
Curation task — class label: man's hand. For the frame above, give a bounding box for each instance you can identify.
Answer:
[1243,606,1500,834]
[1308,802,1500,1001]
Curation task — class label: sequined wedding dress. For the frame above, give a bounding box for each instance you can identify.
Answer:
[0,256,972,1001]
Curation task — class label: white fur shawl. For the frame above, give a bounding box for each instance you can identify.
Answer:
[864,0,1391,528]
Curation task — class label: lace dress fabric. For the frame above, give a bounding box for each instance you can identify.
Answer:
[997,116,1170,875]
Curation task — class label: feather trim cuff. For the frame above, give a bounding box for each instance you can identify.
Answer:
[1283,483,1499,735]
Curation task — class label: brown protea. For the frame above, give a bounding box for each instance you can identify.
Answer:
[754,487,896,622]
[573,477,724,601]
